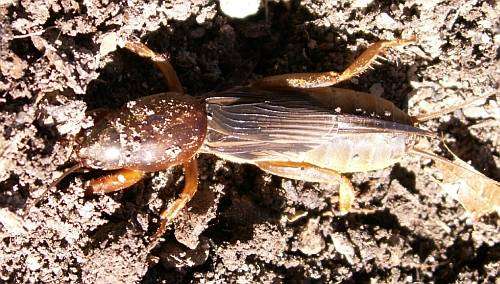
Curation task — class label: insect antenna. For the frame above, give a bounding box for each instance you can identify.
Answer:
[23,162,85,217]
[412,93,495,123]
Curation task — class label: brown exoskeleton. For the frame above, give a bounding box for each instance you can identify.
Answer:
[28,39,499,251]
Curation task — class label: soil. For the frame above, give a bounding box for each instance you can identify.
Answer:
[0,0,499,283]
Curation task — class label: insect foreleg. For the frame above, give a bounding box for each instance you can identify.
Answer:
[89,169,145,194]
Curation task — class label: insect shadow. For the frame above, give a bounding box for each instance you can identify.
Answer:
[390,163,417,194]
[434,237,499,283]
[437,117,499,180]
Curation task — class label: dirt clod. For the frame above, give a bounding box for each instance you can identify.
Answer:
[297,217,325,255]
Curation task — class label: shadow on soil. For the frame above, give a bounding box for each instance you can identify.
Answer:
[438,117,499,180]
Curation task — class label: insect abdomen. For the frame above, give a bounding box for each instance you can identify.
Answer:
[302,132,413,173]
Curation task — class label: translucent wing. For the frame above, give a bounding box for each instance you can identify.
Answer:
[202,87,430,162]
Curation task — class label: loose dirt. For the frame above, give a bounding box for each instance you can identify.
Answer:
[0,0,498,283]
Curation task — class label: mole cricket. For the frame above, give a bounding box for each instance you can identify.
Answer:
[27,39,499,251]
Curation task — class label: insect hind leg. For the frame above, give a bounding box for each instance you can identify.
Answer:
[336,37,415,83]
[251,37,415,90]
[255,161,356,214]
